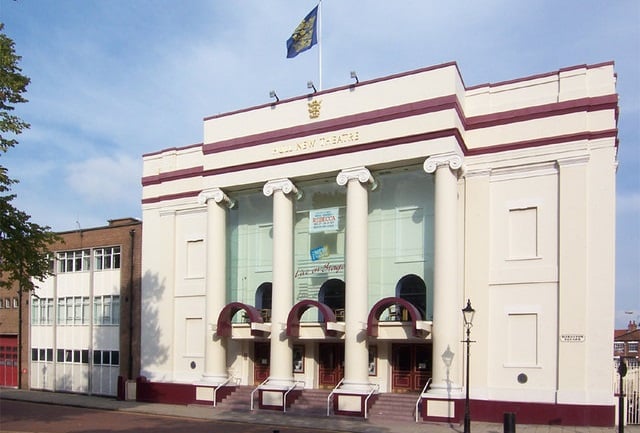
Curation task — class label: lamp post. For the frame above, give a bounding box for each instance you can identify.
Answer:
[462,299,475,433]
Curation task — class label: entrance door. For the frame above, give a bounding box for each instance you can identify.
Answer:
[392,344,432,392]
[0,336,18,387]
[318,343,344,389]
[253,342,270,385]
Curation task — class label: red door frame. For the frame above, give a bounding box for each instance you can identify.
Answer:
[318,343,344,389]
[391,343,432,392]
[0,336,19,387]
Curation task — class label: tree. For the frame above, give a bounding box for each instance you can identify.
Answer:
[1,22,61,389]
[1,22,59,292]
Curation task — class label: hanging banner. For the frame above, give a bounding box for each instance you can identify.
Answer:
[309,207,339,233]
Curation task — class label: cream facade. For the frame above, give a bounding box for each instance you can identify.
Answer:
[140,62,618,425]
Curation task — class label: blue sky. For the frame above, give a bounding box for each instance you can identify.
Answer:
[1,0,638,327]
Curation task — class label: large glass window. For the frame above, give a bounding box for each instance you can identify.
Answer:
[227,190,273,306]
[294,179,346,307]
[368,168,434,318]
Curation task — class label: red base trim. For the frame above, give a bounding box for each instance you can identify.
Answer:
[420,397,615,426]
[135,377,235,406]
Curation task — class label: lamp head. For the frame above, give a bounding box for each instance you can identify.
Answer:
[462,299,475,327]
[307,80,317,93]
[350,70,359,84]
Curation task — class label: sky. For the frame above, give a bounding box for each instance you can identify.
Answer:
[1,0,638,328]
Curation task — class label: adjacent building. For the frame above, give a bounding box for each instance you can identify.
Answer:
[139,61,619,425]
[29,218,141,397]
[615,321,639,367]
[0,278,25,388]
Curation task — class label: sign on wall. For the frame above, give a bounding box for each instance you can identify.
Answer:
[309,208,339,233]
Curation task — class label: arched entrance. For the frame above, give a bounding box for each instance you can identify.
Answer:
[396,274,427,320]
[318,278,345,321]
[254,282,272,322]
[253,283,272,384]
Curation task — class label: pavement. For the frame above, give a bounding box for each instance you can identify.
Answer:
[0,388,637,433]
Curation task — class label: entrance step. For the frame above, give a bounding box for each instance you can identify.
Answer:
[287,389,331,417]
[214,385,253,412]
[367,392,420,422]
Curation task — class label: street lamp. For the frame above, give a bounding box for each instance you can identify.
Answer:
[462,299,475,433]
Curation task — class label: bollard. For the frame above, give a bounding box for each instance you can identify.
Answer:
[504,412,516,433]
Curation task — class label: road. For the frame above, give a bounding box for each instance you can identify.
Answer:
[0,399,343,433]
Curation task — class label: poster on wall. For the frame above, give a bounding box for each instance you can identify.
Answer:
[309,207,339,233]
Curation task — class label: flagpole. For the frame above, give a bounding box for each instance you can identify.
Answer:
[318,0,323,90]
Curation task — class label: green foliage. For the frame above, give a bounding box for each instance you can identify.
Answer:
[0,23,30,153]
[0,22,59,291]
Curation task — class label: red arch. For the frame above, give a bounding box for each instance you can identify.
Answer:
[216,302,264,337]
[286,299,337,337]
[367,297,422,337]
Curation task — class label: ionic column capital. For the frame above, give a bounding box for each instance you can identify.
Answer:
[198,188,235,208]
[263,178,302,199]
[336,167,378,190]
[423,153,464,174]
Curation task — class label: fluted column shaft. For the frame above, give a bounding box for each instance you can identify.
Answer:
[337,167,377,390]
[199,188,234,384]
[424,154,463,395]
[263,179,299,386]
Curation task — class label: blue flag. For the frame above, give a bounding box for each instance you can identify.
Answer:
[286,5,318,58]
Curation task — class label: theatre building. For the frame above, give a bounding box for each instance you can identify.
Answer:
[139,61,618,425]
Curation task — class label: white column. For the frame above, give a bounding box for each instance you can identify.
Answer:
[424,153,463,396]
[198,188,234,384]
[336,167,377,391]
[263,178,299,386]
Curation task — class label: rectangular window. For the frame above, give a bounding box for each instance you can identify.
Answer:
[31,298,40,325]
[31,348,38,361]
[615,342,625,354]
[93,350,102,365]
[81,350,89,364]
[57,249,91,273]
[74,296,82,324]
[93,295,120,325]
[46,348,53,361]
[82,297,90,324]
[0,298,4,308]
[93,297,103,324]
[4,298,10,309]
[629,342,639,353]
[94,246,121,270]
[39,348,45,361]
[73,350,80,363]
[57,298,66,324]
[103,296,112,323]
[12,297,18,308]
[102,351,110,365]
[57,349,64,362]
[45,298,53,325]
[111,351,119,366]
[66,297,73,324]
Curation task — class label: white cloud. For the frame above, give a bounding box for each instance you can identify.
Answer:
[65,154,141,205]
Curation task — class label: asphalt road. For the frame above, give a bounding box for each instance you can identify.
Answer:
[0,399,344,433]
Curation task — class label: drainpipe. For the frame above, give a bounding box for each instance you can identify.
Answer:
[128,228,135,380]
